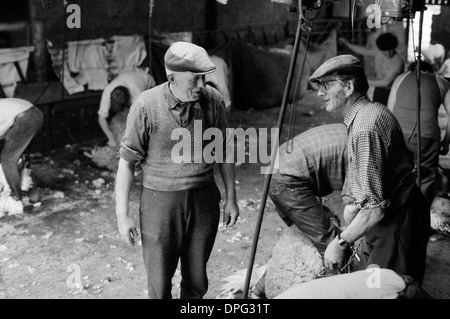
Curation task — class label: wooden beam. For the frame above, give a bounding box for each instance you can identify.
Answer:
[28,0,47,82]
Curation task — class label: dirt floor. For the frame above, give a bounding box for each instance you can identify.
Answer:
[1,90,449,300]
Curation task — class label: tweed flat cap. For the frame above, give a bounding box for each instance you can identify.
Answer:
[309,55,364,83]
[164,42,216,75]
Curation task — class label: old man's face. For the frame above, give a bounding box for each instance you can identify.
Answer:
[172,72,206,102]
[317,79,348,113]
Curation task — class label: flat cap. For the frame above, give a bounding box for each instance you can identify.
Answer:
[309,54,364,83]
[164,41,216,75]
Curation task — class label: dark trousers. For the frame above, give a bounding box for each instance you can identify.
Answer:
[357,186,430,285]
[405,134,440,206]
[268,173,339,254]
[0,106,43,200]
[139,182,221,299]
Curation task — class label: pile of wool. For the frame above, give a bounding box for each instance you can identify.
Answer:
[0,163,32,217]
[430,196,450,235]
[216,225,331,299]
[264,225,326,298]
[89,145,120,171]
[85,109,127,171]
[216,264,268,299]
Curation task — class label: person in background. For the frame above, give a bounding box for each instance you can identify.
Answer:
[339,32,404,105]
[387,60,450,205]
[0,98,43,211]
[423,42,445,72]
[310,54,429,285]
[115,41,239,299]
[98,68,155,147]
[438,50,450,83]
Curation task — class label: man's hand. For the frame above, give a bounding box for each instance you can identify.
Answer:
[108,138,118,148]
[222,200,239,228]
[323,236,347,270]
[117,216,139,246]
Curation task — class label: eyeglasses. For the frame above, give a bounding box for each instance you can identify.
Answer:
[317,79,343,92]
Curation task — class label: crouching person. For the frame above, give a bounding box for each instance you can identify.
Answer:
[252,123,349,299]
[0,98,43,216]
[269,123,348,254]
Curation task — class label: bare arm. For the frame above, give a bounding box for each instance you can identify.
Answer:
[324,206,385,269]
[217,162,239,227]
[440,90,450,155]
[339,38,378,57]
[115,157,139,245]
[438,61,448,76]
[98,115,118,147]
[340,207,384,244]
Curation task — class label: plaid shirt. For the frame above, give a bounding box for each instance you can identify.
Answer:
[344,96,416,209]
[278,123,348,197]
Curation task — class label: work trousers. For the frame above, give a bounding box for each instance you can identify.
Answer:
[0,106,43,200]
[405,134,440,206]
[269,173,339,254]
[356,185,430,285]
[139,182,221,299]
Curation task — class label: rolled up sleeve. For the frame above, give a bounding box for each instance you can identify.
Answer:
[353,130,390,209]
[119,98,150,163]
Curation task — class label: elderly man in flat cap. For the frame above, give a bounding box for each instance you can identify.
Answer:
[309,55,429,285]
[115,42,239,299]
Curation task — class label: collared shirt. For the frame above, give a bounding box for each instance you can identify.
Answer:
[166,85,201,127]
[343,96,415,209]
[278,123,348,197]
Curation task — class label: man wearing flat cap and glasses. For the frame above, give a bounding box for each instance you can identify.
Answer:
[309,55,429,285]
[115,42,239,299]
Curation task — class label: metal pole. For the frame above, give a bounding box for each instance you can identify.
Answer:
[148,0,155,74]
[416,6,425,190]
[242,12,304,299]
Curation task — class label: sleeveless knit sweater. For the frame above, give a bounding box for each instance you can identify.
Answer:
[120,83,226,191]
[393,72,441,141]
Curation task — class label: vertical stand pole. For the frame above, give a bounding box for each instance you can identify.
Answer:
[148,0,155,74]
[242,12,304,299]
[416,7,425,190]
